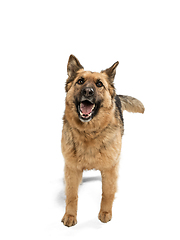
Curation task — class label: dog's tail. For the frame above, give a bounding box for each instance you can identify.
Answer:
[118,95,145,113]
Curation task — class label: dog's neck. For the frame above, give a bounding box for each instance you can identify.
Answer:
[64,108,119,142]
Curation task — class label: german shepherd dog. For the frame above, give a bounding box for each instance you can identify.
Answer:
[61,55,145,227]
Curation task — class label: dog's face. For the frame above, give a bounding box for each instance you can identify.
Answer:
[74,71,104,122]
[65,55,119,126]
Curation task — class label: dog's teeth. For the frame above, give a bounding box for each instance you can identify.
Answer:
[79,104,95,120]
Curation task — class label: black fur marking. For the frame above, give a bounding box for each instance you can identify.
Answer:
[115,95,124,125]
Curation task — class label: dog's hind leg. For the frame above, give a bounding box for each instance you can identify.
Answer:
[98,164,118,223]
[61,165,82,227]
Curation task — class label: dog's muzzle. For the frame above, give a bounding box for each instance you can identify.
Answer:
[76,87,97,122]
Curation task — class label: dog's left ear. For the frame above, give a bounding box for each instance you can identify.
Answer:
[67,55,84,77]
[101,61,119,82]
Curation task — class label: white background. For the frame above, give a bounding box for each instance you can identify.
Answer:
[0,0,180,239]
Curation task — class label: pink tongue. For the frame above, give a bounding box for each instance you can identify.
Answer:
[80,102,93,114]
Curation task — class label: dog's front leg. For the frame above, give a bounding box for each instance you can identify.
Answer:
[62,164,82,227]
[99,164,118,223]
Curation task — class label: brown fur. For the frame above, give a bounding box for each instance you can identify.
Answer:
[118,95,145,113]
[61,55,145,227]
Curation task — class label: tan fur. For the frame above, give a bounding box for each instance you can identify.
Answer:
[118,95,145,113]
[61,55,144,227]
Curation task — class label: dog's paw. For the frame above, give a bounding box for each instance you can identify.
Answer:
[98,211,112,223]
[61,213,77,227]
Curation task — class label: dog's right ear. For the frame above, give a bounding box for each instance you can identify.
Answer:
[67,55,84,77]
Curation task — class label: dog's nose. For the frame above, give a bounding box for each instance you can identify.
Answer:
[82,87,94,98]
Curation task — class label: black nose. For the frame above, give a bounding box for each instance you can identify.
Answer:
[82,87,94,98]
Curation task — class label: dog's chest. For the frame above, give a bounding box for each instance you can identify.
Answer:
[73,130,121,171]
[76,139,100,165]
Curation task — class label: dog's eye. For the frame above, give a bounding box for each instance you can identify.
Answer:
[96,80,103,87]
[77,78,85,85]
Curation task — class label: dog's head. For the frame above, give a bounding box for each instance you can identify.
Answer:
[65,55,119,126]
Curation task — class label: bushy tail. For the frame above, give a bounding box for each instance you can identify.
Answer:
[118,95,145,113]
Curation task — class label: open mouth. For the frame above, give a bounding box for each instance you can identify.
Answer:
[78,100,95,122]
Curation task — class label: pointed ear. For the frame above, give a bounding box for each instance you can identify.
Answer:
[101,61,119,82]
[67,55,84,77]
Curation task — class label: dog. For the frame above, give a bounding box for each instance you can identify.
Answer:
[61,55,145,227]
